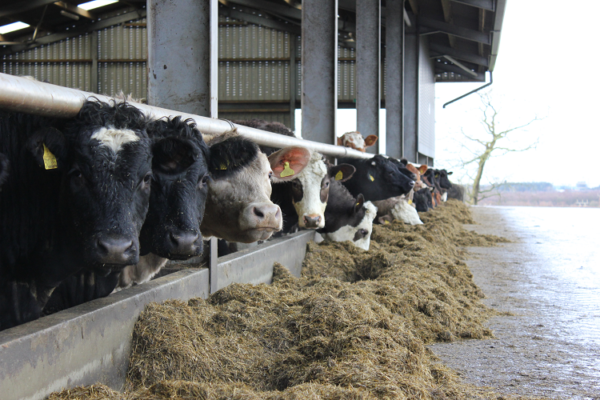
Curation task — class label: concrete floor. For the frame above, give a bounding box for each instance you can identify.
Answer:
[429,206,600,400]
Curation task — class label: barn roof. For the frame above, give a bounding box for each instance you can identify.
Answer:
[0,0,506,83]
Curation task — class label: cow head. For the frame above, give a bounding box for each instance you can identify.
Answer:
[139,117,210,260]
[320,194,377,251]
[337,131,378,152]
[201,136,283,243]
[27,100,153,271]
[436,169,453,190]
[0,153,8,189]
[270,150,355,229]
[340,155,415,201]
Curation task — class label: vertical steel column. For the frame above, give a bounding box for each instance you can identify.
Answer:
[148,0,219,291]
[147,0,218,116]
[385,0,404,159]
[356,0,381,154]
[403,31,419,162]
[301,0,338,144]
[289,35,297,130]
[91,30,98,93]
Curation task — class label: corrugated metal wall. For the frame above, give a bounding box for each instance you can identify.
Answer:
[0,17,401,132]
[417,37,436,158]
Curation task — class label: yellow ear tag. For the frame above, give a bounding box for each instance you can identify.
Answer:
[408,199,413,205]
[384,220,390,224]
[219,163,227,170]
[435,174,439,178]
[335,170,344,181]
[42,144,58,170]
[280,161,295,178]
[368,174,375,182]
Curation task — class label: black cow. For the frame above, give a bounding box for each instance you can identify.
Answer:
[339,155,415,202]
[414,187,433,211]
[0,100,153,330]
[0,153,8,189]
[43,117,211,313]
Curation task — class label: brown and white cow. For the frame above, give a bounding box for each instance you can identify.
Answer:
[337,131,378,152]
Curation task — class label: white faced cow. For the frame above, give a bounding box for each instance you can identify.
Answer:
[337,131,378,152]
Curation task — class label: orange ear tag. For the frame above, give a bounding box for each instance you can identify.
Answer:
[368,174,375,182]
[43,144,58,170]
[335,170,344,181]
[280,161,295,178]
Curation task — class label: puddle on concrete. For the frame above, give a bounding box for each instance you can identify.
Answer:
[429,206,600,399]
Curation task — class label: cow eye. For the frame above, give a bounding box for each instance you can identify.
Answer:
[143,172,153,183]
[198,174,210,188]
[68,167,85,185]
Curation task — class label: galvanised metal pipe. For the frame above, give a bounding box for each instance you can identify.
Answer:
[0,73,372,159]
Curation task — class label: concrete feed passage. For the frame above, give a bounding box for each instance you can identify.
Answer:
[430,206,600,399]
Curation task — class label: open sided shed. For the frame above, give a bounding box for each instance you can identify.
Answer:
[0,0,505,164]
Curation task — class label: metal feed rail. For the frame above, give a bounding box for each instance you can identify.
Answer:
[0,73,372,160]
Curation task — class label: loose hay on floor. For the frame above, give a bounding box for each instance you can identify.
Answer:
[51,201,536,400]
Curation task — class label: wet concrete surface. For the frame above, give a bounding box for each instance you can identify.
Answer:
[429,206,600,399]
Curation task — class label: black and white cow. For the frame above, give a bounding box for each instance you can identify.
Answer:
[317,180,377,250]
[0,100,153,330]
[339,155,415,202]
[234,119,355,232]
[43,117,212,309]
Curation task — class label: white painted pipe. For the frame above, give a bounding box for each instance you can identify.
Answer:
[0,73,372,159]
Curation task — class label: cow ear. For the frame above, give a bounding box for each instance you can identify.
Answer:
[353,193,365,214]
[152,137,198,174]
[400,158,408,166]
[329,163,355,182]
[364,135,378,147]
[337,137,343,146]
[418,164,428,174]
[447,171,453,175]
[268,146,310,182]
[26,127,68,170]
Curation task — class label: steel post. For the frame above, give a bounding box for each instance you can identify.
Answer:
[356,0,381,154]
[403,31,419,162]
[385,0,405,159]
[147,0,217,115]
[301,0,338,144]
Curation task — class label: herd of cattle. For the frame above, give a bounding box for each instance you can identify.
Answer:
[0,100,463,331]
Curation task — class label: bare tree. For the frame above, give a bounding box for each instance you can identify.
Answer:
[461,91,539,205]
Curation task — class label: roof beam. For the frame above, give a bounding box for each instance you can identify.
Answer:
[0,0,57,19]
[419,15,490,45]
[440,0,456,47]
[434,60,485,81]
[449,0,494,11]
[53,2,96,19]
[0,8,146,55]
[226,0,301,20]
[429,42,488,66]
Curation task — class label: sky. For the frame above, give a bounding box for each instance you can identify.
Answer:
[297,0,600,188]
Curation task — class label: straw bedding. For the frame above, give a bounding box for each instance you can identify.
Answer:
[49,200,535,400]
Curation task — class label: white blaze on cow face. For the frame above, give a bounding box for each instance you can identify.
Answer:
[391,197,423,225]
[91,126,140,153]
[322,201,377,250]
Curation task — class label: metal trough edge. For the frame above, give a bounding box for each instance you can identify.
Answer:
[0,231,315,400]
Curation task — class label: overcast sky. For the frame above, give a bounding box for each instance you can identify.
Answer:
[298,0,600,188]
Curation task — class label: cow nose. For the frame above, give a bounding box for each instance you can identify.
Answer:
[96,237,137,265]
[303,214,322,228]
[409,180,415,187]
[253,204,280,221]
[169,231,201,256]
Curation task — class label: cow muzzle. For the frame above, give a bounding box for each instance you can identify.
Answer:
[239,203,283,242]
[302,214,323,229]
[94,235,139,266]
[167,230,202,259]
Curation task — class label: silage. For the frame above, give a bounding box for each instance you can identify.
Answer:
[50,200,532,400]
